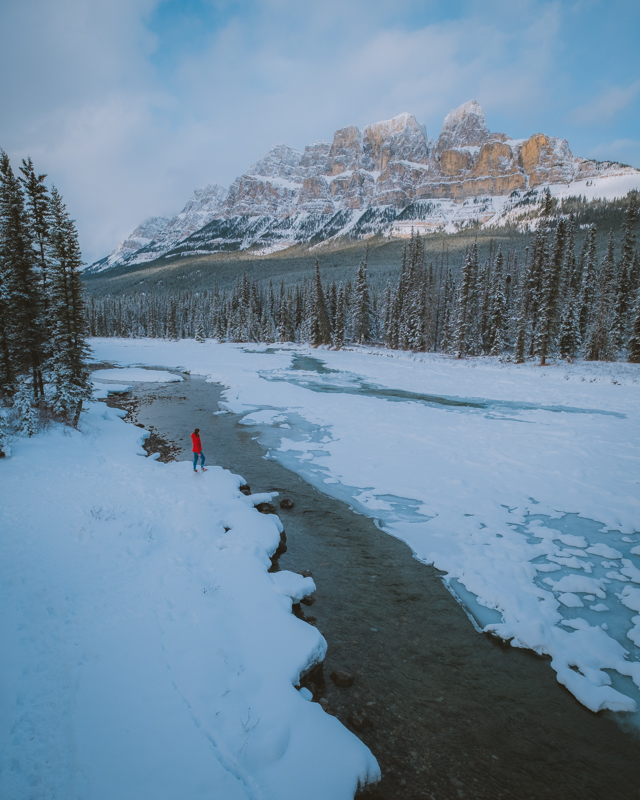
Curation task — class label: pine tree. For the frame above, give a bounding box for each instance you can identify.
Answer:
[628,291,640,363]
[195,318,205,342]
[167,300,178,340]
[20,158,51,322]
[0,409,10,457]
[12,378,38,436]
[558,288,581,359]
[332,285,346,349]
[620,191,638,284]
[309,259,332,346]
[584,230,616,361]
[47,187,91,421]
[541,188,555,217]
[454,244,478,358]
[610,192,638,352]
[352,249,372,344]
[488,250,507,356]
[0,151,46,399]
[578,225,597,341]
[514,248,532,363]
[535,218,567,365]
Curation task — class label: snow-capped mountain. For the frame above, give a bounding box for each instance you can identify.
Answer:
[87,101,640,272]
[89,216,171,272]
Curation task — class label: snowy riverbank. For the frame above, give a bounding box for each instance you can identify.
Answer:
[88,339,640,719]
[0,395,378,799]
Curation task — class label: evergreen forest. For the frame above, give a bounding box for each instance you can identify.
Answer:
[88,190,640,366]
[0,152,91,452]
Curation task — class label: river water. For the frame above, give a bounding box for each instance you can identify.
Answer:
[102,369,639,800]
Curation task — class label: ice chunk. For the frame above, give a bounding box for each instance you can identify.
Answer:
[558,593,584,608]
[606,571,630,582]
[590,604,609,612]
[621,559,640,584]
[548,555,590,570]
[587,543,623,559]
[627,626,640,646]
[558,533,588,548]
[619,586,640,612]
[547,575,607,598]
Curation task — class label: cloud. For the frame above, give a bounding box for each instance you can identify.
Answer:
[569,81,640,126]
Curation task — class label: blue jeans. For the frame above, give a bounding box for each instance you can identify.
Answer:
[193,451,205,469]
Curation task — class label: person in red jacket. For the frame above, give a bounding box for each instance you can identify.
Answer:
[191,428,207,472]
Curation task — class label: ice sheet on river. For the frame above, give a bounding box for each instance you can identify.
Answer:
[89,339,640,718]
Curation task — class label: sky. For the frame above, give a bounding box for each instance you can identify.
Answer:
[1,0,639,264]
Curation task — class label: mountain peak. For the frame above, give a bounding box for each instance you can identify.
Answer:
[437,100,490,153]
[442,100,485,130]
[247,144,302,178]
[363,112,428,170]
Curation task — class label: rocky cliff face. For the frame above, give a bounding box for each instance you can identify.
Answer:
[88,101,639,272]
[214,101,635,215]
[110,183,227,267]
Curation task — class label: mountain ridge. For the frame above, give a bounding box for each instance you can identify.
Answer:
[88,101,640,273]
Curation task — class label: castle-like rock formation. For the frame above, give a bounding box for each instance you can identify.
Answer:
[221,100,609,217]
[89,101,638,271]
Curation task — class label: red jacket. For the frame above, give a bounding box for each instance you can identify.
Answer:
[191,433,202,453]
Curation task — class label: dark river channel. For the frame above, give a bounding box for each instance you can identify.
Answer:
[103,369,639,800]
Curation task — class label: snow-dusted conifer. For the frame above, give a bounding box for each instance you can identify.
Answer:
[541,187,555,217]
[352,250,372,344]
[47,187,91,419]
[332,286,346,349]
[610,193,638,352]
[628,291,640,363]
[20,158,51,320]
[309,260,332,346]
[558,289,581,359]
[454,244,477,358]
[535,218,566,365]
[0,151,45,398]
[514,250,531,363]
[488,250,507,356]
[0,410,10,457]
[578,225,597,341]
[12,378,38,436]
[584,230,616,361]
[167,301,178,340]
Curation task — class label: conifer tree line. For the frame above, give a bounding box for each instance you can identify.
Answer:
[88,190,640,364]
[88,253,381,348]
[0,151,91,441]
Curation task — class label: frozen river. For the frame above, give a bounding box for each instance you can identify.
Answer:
[95,365,637,800]
[92,339,640,722]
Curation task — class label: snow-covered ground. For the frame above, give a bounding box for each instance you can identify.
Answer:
[0,393,378,799]
[88,339,640,720]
